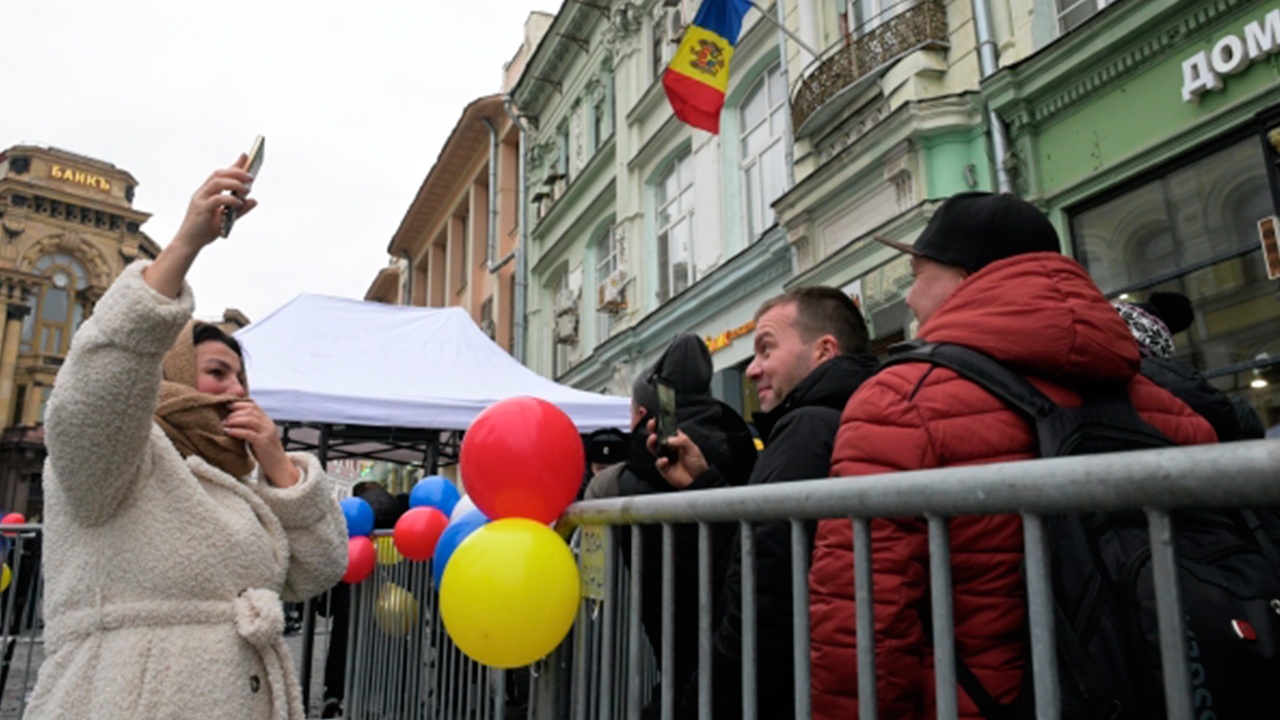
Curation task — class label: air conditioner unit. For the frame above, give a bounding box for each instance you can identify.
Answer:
[596,269,629,314]
[554,287,579,316]
[479,318,496,338]
[667,6,686,41]
[554,312,579,344]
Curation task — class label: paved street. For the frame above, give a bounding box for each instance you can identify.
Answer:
[0,628,336,719]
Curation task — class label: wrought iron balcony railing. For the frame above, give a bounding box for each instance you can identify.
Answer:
[791,0,950,136]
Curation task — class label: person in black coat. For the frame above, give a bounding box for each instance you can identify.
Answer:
[655,287,878,719]
[1114,292,1265,442]
[615,332,757,719]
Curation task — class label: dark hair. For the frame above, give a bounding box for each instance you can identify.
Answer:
[193,322,243,359]
[755,286,869,355]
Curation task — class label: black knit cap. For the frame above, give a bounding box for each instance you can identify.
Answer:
[876,192,1061,273]
[1134,291,1194,335]
[585,428,628,465]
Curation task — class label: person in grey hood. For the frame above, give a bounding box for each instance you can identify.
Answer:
[654,287,878,719]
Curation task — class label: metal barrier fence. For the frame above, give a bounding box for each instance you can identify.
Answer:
[5,440,1277,718]
[337,532,507,720]
[0,525,44,720]
[554,439,1280,720]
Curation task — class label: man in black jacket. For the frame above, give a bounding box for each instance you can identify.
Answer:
[654,287,879,719]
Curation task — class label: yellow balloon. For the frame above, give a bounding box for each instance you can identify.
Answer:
[0,564,9,593]
[374,535,402,566]
[439,518,580,668]
[373,581,419,638]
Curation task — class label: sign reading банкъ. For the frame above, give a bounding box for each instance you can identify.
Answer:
[1182,8,1280,103]
[48,164,112,192]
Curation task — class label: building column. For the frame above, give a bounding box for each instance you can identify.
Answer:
[0,305,28,428]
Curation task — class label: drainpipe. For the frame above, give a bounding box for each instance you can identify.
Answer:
[971,0,1014,194]
[480,117,513,273]
[502,95,529,363]
[400,249,413,305]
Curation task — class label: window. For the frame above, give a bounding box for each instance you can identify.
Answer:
[558,123,571,180]
[552,271,574,377]
[740,63,790,240]
[22,253,90,358]
[595,226,626,340]
[1055,0,1114,34]
[651,13,674,84]
[592,91,609,153]
[848,0,920,35]
[656,153,696,301]
[1072,136,1280,427]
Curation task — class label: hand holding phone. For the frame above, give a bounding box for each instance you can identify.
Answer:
[221,135,265,238]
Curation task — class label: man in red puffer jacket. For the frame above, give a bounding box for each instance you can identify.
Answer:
[807,192,1217,720]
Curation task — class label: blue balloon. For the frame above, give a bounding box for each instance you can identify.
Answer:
[409,475,461,516]
[432,509,489,588]
[340,497,375,538]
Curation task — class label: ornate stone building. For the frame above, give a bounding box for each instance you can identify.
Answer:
[0,145,160,517]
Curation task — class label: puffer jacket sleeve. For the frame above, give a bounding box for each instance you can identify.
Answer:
[251,452,348,601]
[810,369,938,720]
[44,261,194,527]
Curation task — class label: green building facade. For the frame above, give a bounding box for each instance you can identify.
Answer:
[987,0,1280,431]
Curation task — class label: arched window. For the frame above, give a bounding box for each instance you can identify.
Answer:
[22,253,90,358]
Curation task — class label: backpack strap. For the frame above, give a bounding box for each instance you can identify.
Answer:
[885,342,1057,423]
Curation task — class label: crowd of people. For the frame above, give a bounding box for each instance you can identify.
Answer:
[583,191,1267,719]
[20,155,1271,720]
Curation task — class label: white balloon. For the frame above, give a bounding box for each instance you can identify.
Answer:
[450,494,478,522]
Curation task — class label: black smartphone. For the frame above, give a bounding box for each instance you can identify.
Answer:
[655,377,678,462]
[220,134,265,238]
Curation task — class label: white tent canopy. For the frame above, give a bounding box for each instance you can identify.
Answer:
[234,294,631,435]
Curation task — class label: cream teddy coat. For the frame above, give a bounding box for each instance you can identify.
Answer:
[25,262,348,720]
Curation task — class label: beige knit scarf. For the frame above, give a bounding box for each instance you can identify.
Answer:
[155,322,255,478]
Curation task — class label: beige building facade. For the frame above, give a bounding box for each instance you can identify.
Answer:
[367,13,552,358]
[367,95,522,353]
[0,145,160,516]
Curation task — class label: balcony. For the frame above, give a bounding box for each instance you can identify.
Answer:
[791,0,950,137]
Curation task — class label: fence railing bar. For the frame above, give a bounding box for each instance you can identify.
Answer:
[628,524,644,720]
[928,514,958,720]
[661,522,675,720]
[1022,513,1060,720]
[791,519,811,720]
[572,599,590,720]
[345,584,364,713]
[698,522,713,720]
[598,524,617,720]
[853,516,877,719]
[741,520,758,720]
[1147,508,1193,720]
[562,442,1280,527]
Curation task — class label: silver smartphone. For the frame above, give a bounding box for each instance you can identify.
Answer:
[220,135,265,238]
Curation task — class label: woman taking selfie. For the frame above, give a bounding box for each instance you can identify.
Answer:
[26,157,347,720]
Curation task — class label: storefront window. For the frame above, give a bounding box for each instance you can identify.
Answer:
[1072,136,1280,432]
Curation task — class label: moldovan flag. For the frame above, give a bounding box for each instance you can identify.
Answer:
[662,0,753,134]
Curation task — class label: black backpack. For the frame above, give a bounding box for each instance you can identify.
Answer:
[884,341,1280,720]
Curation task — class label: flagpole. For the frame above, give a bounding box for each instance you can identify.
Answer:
[747,0,822,59]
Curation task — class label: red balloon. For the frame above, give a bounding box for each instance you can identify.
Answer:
[1,513,24,539]
[393,507,450,562]
[343,536,376,584]
[460,397,585,524]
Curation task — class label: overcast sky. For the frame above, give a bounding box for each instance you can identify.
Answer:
[10,0,554,323]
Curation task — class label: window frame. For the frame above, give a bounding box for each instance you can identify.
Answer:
[738,61,790,241]
[655,153,696,302]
